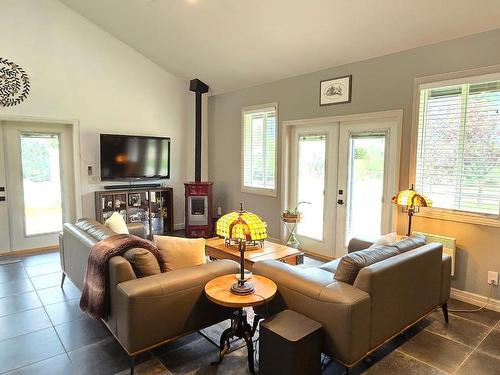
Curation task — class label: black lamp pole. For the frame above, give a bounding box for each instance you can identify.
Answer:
[406,208,414,237]
[239,240,246,287]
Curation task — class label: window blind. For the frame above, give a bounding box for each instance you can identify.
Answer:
[416,78,500,216]
[243,107,276,191]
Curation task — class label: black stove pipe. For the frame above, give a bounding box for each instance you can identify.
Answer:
[189,79,209,182]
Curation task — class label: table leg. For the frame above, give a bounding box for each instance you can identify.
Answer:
[243,322,255,374]
[212,308,257,373]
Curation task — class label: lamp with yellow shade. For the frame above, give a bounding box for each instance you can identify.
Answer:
[215,203,268,295]
[392,184,432,237]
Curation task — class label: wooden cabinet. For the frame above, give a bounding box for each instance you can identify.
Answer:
[95,187,174,238]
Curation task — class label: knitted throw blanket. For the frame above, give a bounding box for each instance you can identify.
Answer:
[79,234,166,320]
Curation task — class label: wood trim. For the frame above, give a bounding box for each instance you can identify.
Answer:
[301,249,334,261]
[0,245,59,257]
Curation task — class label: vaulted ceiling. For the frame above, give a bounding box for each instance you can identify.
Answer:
[59,0,500,94]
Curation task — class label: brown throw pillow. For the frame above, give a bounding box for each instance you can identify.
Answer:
[393,234,426,253]
[334,245,399,284]
[123,248,161,277]
[154,235,206,271]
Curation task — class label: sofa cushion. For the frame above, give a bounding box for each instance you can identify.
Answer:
[105,212,129,234]
[319,258,341,274]
[123,248,161,277]
[154,235,206,271]
[393,234,426,253]
[334,245,399,284]
[75,218,115,241]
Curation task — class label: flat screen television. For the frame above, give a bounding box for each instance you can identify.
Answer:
[100,134,170,180]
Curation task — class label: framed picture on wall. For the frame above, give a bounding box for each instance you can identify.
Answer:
[319,75,352,106]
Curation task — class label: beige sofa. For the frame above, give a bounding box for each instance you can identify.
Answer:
[59,219,239,366]
[253,235,451,369]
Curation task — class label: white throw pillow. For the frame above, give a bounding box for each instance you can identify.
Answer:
[154,235,206,271]
[369,232,397,248]
[105,212,129,234]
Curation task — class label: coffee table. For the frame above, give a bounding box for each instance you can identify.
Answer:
[205,237,304,271]
[205,274,277,374]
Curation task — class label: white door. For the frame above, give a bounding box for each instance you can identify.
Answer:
[0,124,10,253]
[1,121,76,252]
[288,115,400,259]
[289,124,339,257]
[335,118,400,257]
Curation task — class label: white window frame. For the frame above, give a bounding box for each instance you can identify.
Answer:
[410,66,500,227]
[241,102,278,197]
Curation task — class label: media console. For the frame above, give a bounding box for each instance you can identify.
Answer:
[95,187,174,238]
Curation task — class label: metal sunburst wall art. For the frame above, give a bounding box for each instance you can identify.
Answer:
[0,57,30,107]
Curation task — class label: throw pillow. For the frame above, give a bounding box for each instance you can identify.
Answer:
[154,235,206,271]
[393,234,426,253]
[334,245,399,284]
[369,232,397,248]
[123,248,161,277]
[105,212,129,234]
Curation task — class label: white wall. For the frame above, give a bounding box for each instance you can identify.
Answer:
[0,0,194,228]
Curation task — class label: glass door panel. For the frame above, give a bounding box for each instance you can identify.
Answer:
[20,133,63,236]
[296,135,326,240]
[346,134,386,241]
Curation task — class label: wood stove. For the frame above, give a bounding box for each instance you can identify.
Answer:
[185,181,213,237]
[185,79,213,238]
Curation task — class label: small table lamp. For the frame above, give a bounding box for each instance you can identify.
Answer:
[392,185,432,236]
[216,203,268,295]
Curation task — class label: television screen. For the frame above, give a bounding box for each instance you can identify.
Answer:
[100,134,170,180]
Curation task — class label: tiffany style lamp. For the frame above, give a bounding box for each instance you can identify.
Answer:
[392,185,432,236]
[216,203,268,295]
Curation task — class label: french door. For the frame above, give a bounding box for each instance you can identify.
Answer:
[0,121,76,253]
[288,115,400,258]
[289,124,339,255]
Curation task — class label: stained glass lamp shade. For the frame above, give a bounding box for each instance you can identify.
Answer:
[392,185,432,236]
[216,204,267,247]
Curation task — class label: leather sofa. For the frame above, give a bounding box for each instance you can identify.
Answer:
[59,219,239,359]
[253,235,451,369]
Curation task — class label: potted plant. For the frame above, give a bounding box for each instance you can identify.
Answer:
[281,201,310,223]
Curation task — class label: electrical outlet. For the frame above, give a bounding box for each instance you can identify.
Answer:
[488,271,499,286]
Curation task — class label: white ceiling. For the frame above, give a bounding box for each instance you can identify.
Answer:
[59,0,500,94]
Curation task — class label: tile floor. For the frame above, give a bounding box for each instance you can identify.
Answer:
[0,251,499,374]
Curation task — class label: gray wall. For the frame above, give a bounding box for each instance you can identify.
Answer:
[208,29,500,300]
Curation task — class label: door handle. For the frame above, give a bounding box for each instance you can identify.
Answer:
[0,187,4,192]
[337,199,344,205]
[0,197,5,202]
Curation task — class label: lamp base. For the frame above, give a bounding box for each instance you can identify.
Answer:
[230,281,255,295]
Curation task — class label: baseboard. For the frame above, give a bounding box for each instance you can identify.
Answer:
[0,245,59,257]
[450,287,500,313]
[174,223,185,231]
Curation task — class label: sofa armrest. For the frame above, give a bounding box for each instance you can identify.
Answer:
[127,223,146,239]
[112,259,239,354]
[253,260,370,365]
[441,253,451,304]
[347,237,374,253]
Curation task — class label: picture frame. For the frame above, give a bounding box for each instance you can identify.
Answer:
[319,75,352,106]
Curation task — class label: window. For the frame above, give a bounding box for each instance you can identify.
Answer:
[415,74,500,221]
[242,104,277,195]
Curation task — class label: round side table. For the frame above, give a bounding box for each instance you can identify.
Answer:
[205,274,277,374]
